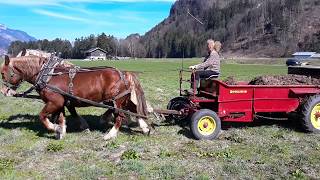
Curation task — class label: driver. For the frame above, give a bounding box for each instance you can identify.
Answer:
[189,39,221,90]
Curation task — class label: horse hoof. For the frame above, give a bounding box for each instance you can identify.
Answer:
[55,132,64,140]
[54,125,66,140]
[103,134,117,141]
[82,128,91,133]
[142,128,150,135]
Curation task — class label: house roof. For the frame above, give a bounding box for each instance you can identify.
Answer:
[84,47,107,53]
[292,52,316,56]
[311,53,320,58]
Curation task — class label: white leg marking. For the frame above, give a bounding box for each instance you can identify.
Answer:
[55,116,67,140]
[138,118,150,134]
[103,126,119,140]
[45,118,56,131]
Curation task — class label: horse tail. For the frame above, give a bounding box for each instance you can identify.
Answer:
[126,72,149,118]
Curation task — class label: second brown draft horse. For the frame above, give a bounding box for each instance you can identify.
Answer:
[0,55,151,140]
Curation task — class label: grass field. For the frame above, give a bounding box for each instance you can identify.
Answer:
[0,59,319,179]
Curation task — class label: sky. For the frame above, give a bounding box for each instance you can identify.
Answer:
[0,0,176,40]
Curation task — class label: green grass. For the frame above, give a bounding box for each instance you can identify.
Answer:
[0,59,319,179]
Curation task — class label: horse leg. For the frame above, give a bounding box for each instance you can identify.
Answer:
[51,112,60,123]
[103,111,124,140]
[55,112,67,140]
[39,102,64,138]
[100,109,114,125]
[127,102,151,135]
[66,106,90,131]
[138,118,150,135]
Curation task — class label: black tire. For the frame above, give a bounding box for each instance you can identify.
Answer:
[300,95,320,133]
[190,109,221,140]
[166,97,191,122]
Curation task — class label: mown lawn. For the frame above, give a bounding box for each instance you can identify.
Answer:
[0,59,319,179]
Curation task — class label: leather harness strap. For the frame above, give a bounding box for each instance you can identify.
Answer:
[34,56,64,90]
[108,69,131,109]
[67,66,79,95]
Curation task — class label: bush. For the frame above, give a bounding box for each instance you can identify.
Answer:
[47,141,64,152]
[121,149,140,160]
[0,158,15,172]
[291,169,306,179]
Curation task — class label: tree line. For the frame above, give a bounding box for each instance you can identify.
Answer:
[8,0,320,59]
[7,33,147,59]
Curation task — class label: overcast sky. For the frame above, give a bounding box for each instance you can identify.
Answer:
[0,0,176,40]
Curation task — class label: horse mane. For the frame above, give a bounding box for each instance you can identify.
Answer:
[10,56,45,79]
[16,49,74,68]
[17,49,51,58]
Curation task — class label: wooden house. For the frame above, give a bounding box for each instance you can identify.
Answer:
[84,47,107,60]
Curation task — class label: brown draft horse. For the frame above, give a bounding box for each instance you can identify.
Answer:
[15,49,90,131]
[0,55,151,140]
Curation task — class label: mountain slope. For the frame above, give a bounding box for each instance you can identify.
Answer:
[0,24,36,55]
[142,0,320,58]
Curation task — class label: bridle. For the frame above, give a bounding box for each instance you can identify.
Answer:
[1,65,22,90]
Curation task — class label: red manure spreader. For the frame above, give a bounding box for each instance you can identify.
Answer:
[164,70,320,140]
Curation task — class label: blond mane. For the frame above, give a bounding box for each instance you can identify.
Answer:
[10,56,45,80]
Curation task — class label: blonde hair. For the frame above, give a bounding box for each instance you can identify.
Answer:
[214,41,222,52]
[207,39,215,51]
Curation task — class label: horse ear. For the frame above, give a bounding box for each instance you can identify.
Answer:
[4,55,10,65]
[21,48,26,56]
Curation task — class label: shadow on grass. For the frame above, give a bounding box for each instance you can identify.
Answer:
[0,114,143,138]
[222,116,303,132]
[0,114,51,138]
[160,115,304,139]
[157,117,195,139]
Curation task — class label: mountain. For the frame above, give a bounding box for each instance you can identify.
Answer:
[0,24,36,55]
[142,0,320,58]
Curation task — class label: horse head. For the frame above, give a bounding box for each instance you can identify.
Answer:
[0,55,23,96]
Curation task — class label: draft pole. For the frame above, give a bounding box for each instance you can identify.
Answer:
[181,49,184,69]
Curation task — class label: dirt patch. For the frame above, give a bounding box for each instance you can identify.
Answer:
[249,75,320,85]
[223,76,238,85]
[223,75,320,85]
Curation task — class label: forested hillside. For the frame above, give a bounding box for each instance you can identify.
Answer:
[0,24,36,55]
[142,0,320,58]
[7,0,320,58]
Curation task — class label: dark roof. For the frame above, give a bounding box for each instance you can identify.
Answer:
[84,47,107,53]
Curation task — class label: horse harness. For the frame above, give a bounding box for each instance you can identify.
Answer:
[34,56,131,106]
[2,56,147,119]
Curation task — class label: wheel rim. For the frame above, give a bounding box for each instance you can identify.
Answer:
[197,116,216,136]
[311,103,320,129]
[171,101,189,120]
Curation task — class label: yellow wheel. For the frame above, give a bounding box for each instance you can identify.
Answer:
[191,109,221,140]
[197,116,216,136]
[310,103,320,129]
[301,96,320,133]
